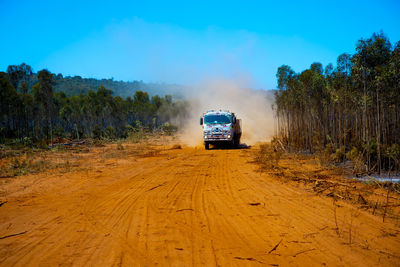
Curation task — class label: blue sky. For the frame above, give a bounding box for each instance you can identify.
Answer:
[1,0,399,89]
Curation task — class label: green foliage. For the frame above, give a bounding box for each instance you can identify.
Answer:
[7,158,28,176]
[315,143,334,166]
[331,147,346,163]
[346,147,366,174]
[0,154,48,177]
[385,144,399,161]
[92,125,103,139]
[127,128,145,143]
[162,122,177,135]
[37,140,49,149]
[22,137,33,147]
[105,126,116,140]
[7,63,32,91]
[0,64,186,144]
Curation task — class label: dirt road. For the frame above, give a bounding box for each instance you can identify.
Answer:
[0,144,399,266]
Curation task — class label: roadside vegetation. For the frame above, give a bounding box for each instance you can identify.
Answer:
[254,32,400,224]
[0,133,180,179]
[0,64,188,178]
[253,141,400,224]
[0,64,187,146]
[274,32,400,175]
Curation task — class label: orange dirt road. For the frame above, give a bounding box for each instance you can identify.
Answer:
[0,146,399,266]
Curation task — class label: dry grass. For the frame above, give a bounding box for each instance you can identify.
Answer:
[253,143,400,224]
[0,135,170,179]
[253,143,283,170]
[0,147,88,178]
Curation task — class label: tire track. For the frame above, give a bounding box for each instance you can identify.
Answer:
[1,146,399,266]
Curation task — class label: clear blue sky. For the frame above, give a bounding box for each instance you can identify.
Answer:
[1,0,399,89]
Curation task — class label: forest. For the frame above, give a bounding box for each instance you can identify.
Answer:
[0,65,188,144]
[274,32,400,174]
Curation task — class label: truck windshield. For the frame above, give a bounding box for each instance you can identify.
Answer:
[204,115,231,124]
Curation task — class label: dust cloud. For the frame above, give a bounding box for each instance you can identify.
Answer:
[175,78,275,146]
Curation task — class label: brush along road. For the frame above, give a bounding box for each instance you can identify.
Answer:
[0,143,399,266]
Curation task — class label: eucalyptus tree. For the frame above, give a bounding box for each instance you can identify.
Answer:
[274,32,399,173]
[0,72,18,139]
[7,63,32,92]
[32,69,55,141]
[352,32,392,173]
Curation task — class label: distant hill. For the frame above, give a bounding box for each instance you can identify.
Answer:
[26,73,187,98]
[17,68,274,100]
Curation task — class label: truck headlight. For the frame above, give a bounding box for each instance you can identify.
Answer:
[227,135,231,139]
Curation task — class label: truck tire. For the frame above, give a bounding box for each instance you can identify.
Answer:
[231,138,235,148]
[205,142,210,150]
[234,136,240,147]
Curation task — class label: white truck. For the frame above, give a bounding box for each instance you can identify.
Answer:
[200,110,242,150]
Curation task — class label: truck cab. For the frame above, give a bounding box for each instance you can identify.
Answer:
[200,110,242,150]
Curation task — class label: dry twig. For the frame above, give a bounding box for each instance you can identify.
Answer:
[268,239,283,254]
[0,231,27,240]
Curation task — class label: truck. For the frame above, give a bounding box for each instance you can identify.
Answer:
[200,110,242,150]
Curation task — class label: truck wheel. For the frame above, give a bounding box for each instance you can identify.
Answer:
[205,142,210,150]
[234,136,240,147]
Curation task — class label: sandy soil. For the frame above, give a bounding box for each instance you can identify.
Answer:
[0,142,399,266]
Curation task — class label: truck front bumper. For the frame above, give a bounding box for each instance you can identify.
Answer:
[203,135,233,142]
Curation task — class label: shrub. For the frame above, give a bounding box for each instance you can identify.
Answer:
[316,143,334,166]
[127,127,145,143]
[117,141,124,150]
[255,143,282,170]
[105,126,116,140]
[331,146,346,163]
[346,147,366,174]
[37,139,49,149]
[22,137,33,147]
[92,125,103,139]
[162,122,177,136]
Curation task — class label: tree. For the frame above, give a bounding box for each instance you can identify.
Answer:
[276,65,295,90]
[310,62,323,75]
[0,72,18,139]
[33,69,55,141]
[352,31,392,173]
[7,63,32,92]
